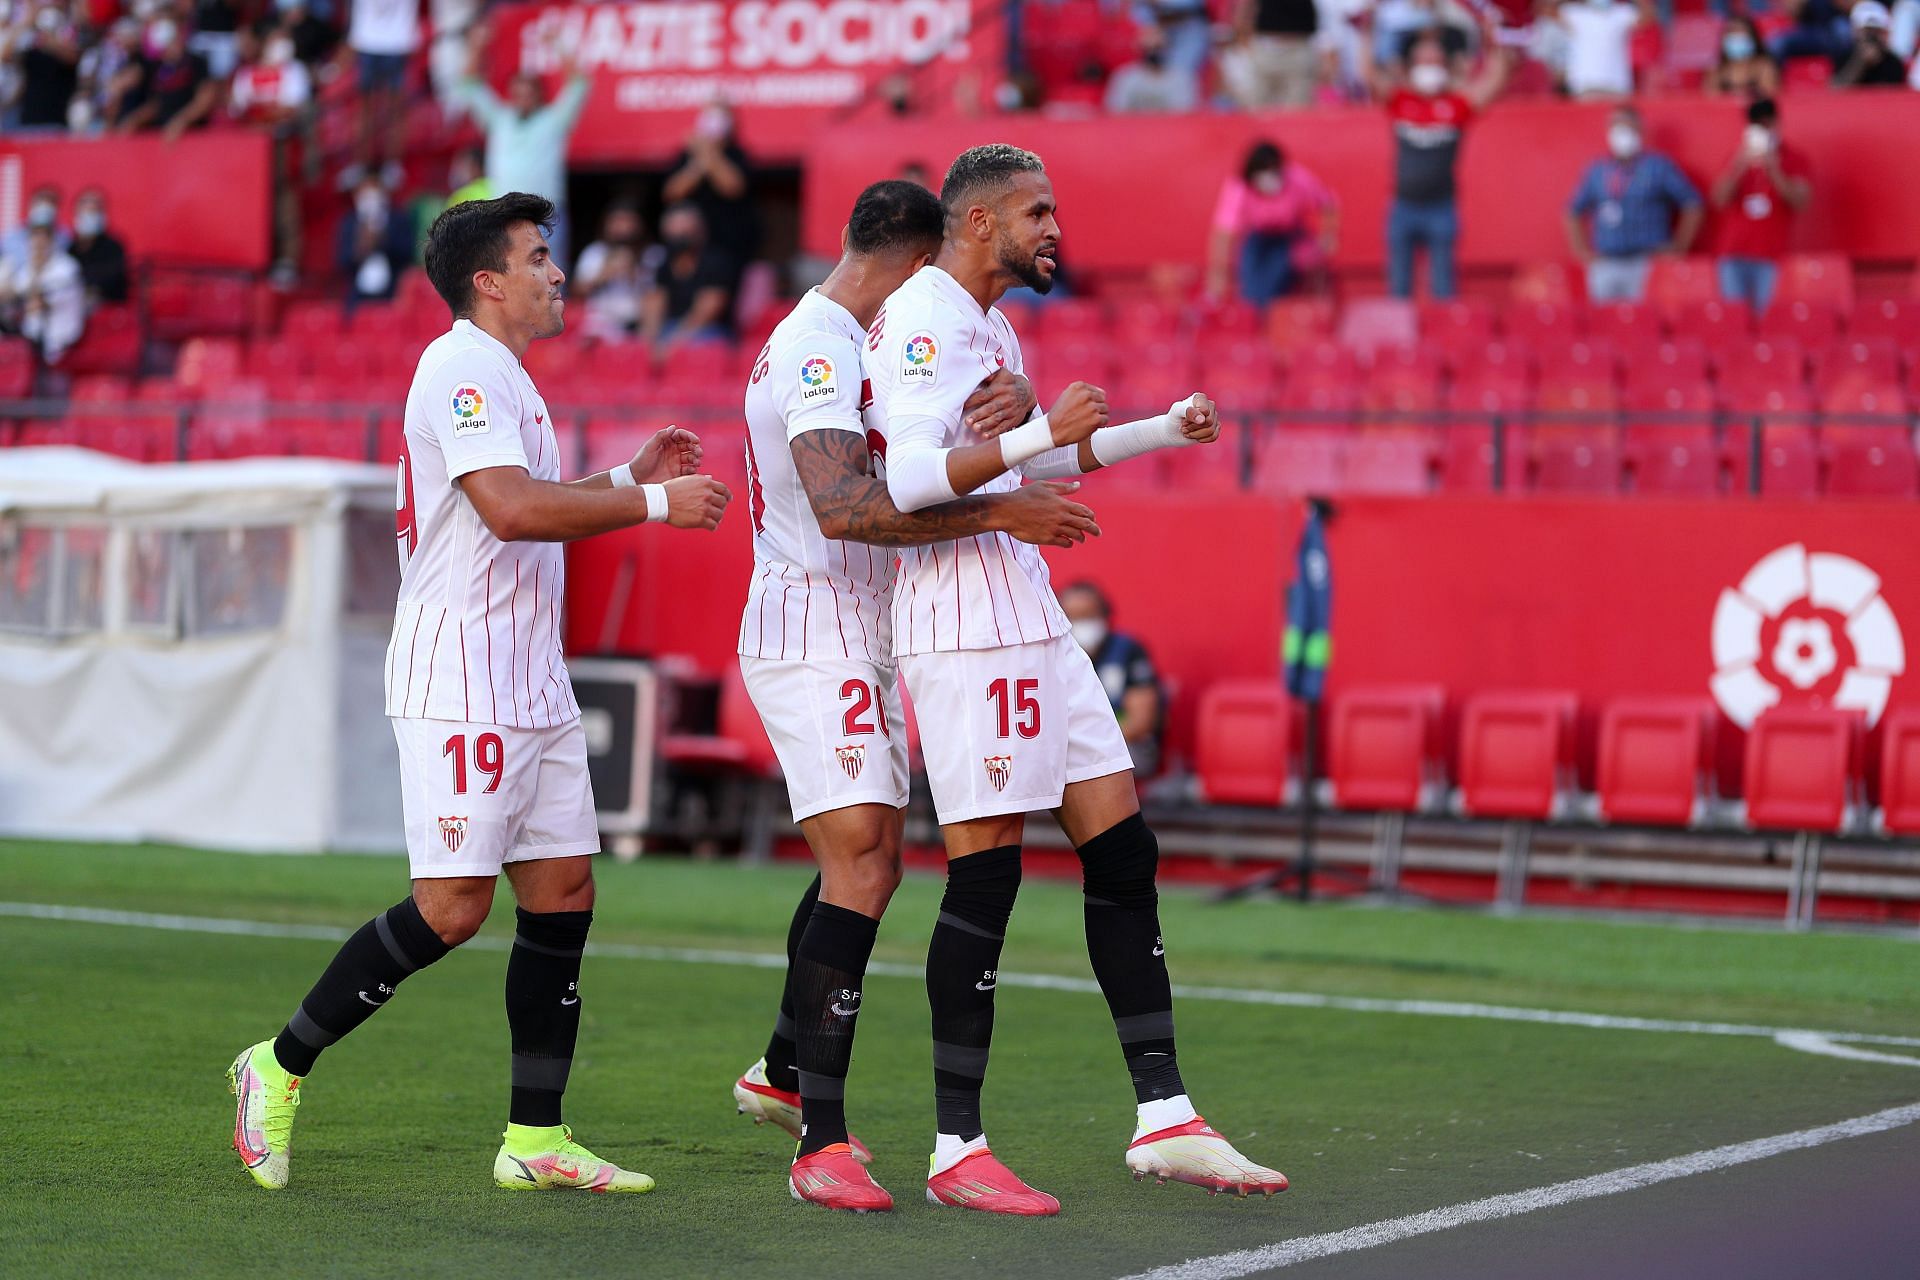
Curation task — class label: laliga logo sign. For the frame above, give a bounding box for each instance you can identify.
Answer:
[1710,543,1906,728]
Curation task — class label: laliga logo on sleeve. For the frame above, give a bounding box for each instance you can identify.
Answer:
[1710,543,1906,728]
[902,332,938,381]
[450,385,489,436]
[798,354,838,402]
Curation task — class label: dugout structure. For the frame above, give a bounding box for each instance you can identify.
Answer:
[0,448,403,852]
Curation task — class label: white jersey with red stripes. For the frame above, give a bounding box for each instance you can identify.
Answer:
[386,318,580,729]
[738,287,895,662]
[867,265,1071,657]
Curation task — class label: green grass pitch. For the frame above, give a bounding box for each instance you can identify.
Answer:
[4,840,1918,1279]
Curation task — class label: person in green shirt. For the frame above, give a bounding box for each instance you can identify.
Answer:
[454,27,589,265]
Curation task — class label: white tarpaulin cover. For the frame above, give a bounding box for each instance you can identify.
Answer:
[0,448,405,852]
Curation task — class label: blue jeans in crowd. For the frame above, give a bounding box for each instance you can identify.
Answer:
[1238,230,1299,306]
[1386,198,1458,299]
[1718,257,1779,313]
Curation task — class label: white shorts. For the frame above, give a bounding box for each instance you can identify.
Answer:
[900,631,1133,825]
[740,654,911,822]
[392,716,600,879]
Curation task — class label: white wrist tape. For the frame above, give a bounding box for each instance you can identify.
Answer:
[997,413,1055,468]
[1090,396,1201,468]
[641,483,668,523]
[609,463,637,488]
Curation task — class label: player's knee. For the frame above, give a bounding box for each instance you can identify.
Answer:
[420,894,491,947]
[1077,812,1159,911]
[823,828,902,913]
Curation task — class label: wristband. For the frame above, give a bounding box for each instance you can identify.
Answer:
[641,483,668,523]
[998,413,1055,468]
[609,463,637,488]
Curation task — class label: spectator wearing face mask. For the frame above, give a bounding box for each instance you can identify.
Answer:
[1706,16,1781,98]
[230,26,314,286]
[73,18,144,132]
[336,176,416,308]
[1106,25,1199,112]
[15,0,81,128]
[1206,139,1340,305]
[1059,582,1164,778]
[70,189,130,306]
[638,202,734,360]
[111,16,221,140]
[1551,0,1654,99]
[1833,1,1911,85]
[1711,98,1811,313]
[1360,21,1510,300]
[1564,107,1701,303]
[1,224,85,363]
[573,202,651,340]
[662,102,760,281]
[455,26,589,267]
[2,186,69,274]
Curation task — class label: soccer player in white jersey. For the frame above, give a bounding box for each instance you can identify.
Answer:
[224,193,730,1194]
[870,145,1289,1214]
[727,179,1100,1213]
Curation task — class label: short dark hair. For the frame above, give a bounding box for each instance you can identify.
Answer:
[423,192,555,318]
[940,144,1045,226]
[1747,97,1779,127]
[1243,140,1284,183]
[846,179,944,257]
[1062,580,1110,616]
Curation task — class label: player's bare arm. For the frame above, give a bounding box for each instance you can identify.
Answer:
[931,380,1111,499]
[790,428,1099,549]
[460,466,730,540]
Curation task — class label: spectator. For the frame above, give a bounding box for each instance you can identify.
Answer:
[455,30,589,267]
[409,148,492,256]
[1712,98,1810,313]
[229,26,312,124]
[1315,0,1373,100]
[1206,139,1340,305]
[336,175,416,307]
[1771,0,1851,65]
[1,224,85,362]
[1834,1,1910,85]
[1893,0,1920,60]
[2,185,68,274]
[16,0,81,128]
[189,0,244,79]
[1221,0,1320,109]
[1553,0,1653,99]
[1059,582,1165,778]
[344,0,419,191]
[573,202,650,340]
[1106,25,1199,112]
[1361,23,1510,299]
[1135,0,1214,92]
[638,203,733,360]
[1371,0,1477,68]
[662,102,759,279]
[1564,106,1702,302]
[1705,16,1781,98]
[73,18,144,132]
[70,188,130,306]
[111,17,220,139]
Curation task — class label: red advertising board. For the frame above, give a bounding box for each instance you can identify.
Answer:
[489,0,1007,165]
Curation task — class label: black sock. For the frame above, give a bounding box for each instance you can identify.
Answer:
[1079,814,1185,1103]
[926,846,1021,1140]
[273,896,451,1077]
[505,907,592,1128]
[790,901,879,1157]
[763,874,820,1094]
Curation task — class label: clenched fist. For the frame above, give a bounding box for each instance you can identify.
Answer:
[1174,393,1220,445]
[1048,381,1110,446]
[664,475,730,530]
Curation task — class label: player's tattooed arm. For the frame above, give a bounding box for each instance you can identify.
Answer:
[790,429,1098,549]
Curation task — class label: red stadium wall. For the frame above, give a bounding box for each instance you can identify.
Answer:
[14,132,272,269]
[566,487,1919,792]
[800,94,1920,274]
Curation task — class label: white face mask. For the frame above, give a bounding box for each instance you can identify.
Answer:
[265,36,294,64]
[1071,619,1109,654]
[1743,123,1774,157]
[75,208,105,237]
[1252,170,1283,195]
[1408,63,1449,95]
[1607,124,1641,159]
[355,189,387,222]
[27,200,55,228]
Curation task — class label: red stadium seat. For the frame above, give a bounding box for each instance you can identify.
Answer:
[1813,339,1903,397]
[1340,431,1433,493]
[1337,297,1418,354]
[1819,382,1909,418]
[0,335,35,398]
[1419,298,1498,350]
[1848,298,1920,344]
[1744,707,1854,832]
[1510,262,1578,306]
[1503,301,1582,346]
[1670,299,1752,344]
[1458,690,1577,819]
[1758,299,1841,347]
[1195,300,1265,340]
[1251,429,1344,494]
[1782,56,1833,90]
[1436,421,1530,492]
[1597,697,1713,825]
[1265,298,1336,349]
[1535,379,1620,416]
[1033,298,1107,343]
[1329,685,1446,812]
[1623,338,1712,389]
[57,304,141,377]
[1879,710,1920,835]
[1628,426,1721,494]
[1159,438,1244,491]
[1622,381,1715,417]
[1447,341,1535,413]
[174,337,246,396]
[1824,434,1918,498]
[280,299,350,343]
[1775,254,1855,311]
[1193,680,1292,806]
[1647,257,1720,314]
[1536,338,1619,387]
[246,338,308,383]
[1111,299,1182,345]
[1724,419,1820,497]
[1361,346,1443,414]
[1532,430,1622,493]
[1583,302,1661,344]
[1717,340,1807,408]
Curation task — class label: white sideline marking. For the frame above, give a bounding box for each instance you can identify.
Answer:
[4,900,1920,1051]
[1774,1031,1920,1070]
[1117,1101,1920,1280]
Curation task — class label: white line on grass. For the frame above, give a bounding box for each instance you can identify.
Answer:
[4,900,1919,1052]
[1116,1100,1920,1280]
[1773,1031,1920,1070]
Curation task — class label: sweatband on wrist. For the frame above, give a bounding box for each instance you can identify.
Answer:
[641,483,668,522]
[609,463,637,488]
[997,414,1055,468]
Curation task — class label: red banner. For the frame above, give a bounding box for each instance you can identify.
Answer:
[491,0,1006,165]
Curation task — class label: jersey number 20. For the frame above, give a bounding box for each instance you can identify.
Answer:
[840,680,891,739]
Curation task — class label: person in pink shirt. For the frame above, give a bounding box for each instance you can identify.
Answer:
[1205,139,1341,304]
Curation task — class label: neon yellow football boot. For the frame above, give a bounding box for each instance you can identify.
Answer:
[228,1040,301,1190]
[494,1124,656,1194]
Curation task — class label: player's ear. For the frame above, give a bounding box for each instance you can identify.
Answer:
[840,223,851,254]
[470,269,506,305]
[909,249,935,273]
[966,202,993,243]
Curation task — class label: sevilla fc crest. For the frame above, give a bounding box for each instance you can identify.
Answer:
[438,816,468,854]
[836,744,865,781]
[984,755,1012,792]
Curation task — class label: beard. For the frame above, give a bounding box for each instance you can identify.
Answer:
[996,231,1056,295]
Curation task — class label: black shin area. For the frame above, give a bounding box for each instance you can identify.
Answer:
[790,901,880,1156]
[764,874,821,1092]
[505,907,593,1127]
[1079,813,1185,1103]
[926,846,1022,1140]
[274,896,451,1077]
